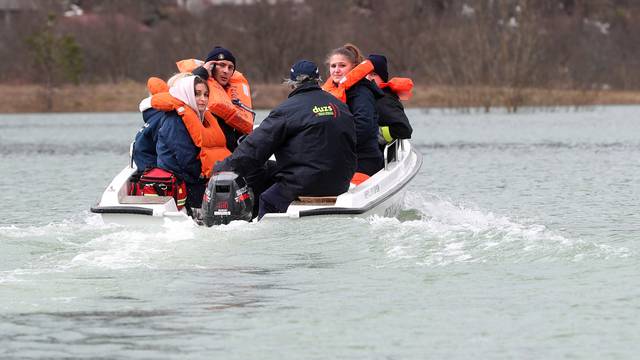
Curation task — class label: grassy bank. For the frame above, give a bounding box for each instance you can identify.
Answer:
[1,82,640,113]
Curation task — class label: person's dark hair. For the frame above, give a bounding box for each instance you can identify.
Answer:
[194,75,208,91]
[326,43,365,66]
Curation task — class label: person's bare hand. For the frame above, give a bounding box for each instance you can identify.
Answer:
[203,60,216,77]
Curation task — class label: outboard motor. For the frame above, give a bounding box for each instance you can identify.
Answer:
[201,171,254,226]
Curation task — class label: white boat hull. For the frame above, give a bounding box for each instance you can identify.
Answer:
[91,139,422,225]
[264,139,421,220]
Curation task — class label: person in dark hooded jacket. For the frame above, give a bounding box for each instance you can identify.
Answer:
[367,54,413,145]
[131,77,173,173]
[132,74,195,175]
[215,60,356,220]
[154,75,212,210]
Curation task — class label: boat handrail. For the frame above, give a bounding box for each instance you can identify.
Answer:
[129,141,135,168]
[383,139,399,170]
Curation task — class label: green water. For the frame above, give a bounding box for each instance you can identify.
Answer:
[0,107,638,359]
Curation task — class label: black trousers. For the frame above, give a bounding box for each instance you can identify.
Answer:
[186,180,207,209]
[356,155,384,176]
[258,182,295,220]
[244,160,278,219]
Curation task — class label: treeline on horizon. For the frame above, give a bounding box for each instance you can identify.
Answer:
[2,0,640,94]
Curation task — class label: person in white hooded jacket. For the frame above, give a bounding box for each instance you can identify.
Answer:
[152,75,209,209]
[131,73,191,174]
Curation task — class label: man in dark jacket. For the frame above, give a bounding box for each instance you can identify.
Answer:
[215,60,357,219]
[367,54,413,144]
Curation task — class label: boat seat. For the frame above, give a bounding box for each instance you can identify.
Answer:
[120,195,174,204]
[292,196,337,205]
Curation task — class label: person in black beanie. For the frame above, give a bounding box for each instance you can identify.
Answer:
[191,46,254,152]
[367,54,413,145]
[197,46,237,87]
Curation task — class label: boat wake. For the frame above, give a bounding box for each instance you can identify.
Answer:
[0,213,269,285]
[370,192,631,266]
[1,192,631,286]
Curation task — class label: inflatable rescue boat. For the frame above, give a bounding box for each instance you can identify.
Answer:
[91,139,422,225]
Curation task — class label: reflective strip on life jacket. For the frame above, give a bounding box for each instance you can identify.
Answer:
[322,60,374,103]
[379,77,414,101]
[150,92,231,177]
[176,58,254,134]
[176,185,186,206]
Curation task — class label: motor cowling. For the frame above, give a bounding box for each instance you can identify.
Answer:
[201,171,254,226]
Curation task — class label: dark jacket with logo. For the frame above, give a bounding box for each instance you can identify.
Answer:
[215,82,356,198]
[132,108,164,173]
[346,79,385,173]
[156,110,202,184]
[377,87,413,139]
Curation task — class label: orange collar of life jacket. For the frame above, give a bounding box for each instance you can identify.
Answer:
[378,77,414,101]
[322,60,374,103]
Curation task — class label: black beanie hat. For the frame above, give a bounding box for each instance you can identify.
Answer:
[367,54,389,82]
[205,46,236,66]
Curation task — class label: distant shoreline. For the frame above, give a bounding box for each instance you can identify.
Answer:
[1,82,639,113]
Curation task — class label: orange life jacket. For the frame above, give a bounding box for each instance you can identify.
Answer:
[378,77,414,101]
[322,60,374,103]
[176,59,254,135]
[147,77,169,95]
[150,92,231,178]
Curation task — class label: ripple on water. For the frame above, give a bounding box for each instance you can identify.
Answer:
[368,192,632,267]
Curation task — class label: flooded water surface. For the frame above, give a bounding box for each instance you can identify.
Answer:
[1,107,638,359]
